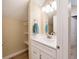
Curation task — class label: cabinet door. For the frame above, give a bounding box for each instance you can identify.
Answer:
[40,51,56,59]
[31,46,40,59]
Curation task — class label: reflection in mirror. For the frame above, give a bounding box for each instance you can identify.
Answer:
[41,1,57,35]
[33,19,39,34]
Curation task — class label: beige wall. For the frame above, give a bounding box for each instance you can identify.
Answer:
[3,0,29,57]
[29,1,42,34]
[41,12,48,34]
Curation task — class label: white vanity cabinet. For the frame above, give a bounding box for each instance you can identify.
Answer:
[31,40,57,59]
[40,51,54,59]
[31,46,40,59]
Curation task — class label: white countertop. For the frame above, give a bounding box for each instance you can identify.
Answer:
[31,34,57,49]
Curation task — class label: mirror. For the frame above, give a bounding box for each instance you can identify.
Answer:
[41,1,57,35]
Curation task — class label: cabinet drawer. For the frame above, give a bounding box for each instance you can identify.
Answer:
[31,40,57,58]
[41,51,56,59]
[31,46,40,59]
[31,46,40,55]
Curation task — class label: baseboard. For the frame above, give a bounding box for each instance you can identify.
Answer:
[3,48,28,59]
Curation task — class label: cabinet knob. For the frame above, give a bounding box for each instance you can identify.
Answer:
[57,46,60,49]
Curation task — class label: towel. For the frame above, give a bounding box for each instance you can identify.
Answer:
[33,23,39,34]
[45,24,48,33]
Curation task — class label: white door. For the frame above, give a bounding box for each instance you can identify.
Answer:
[31,46,40,59]
[40,51,55,59]
[57,0,69,59]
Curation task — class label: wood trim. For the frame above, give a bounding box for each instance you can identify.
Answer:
[24,41,29,45]
[3,48,28,59]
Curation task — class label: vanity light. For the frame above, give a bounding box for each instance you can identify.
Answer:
[42,5,53,13]
[51,1,57,10]
[42,1,57,13]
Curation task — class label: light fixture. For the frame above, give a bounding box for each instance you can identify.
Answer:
[51,1,57,10]
[42,1,57,13]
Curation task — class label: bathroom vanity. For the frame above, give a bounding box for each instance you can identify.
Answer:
[31,35,57,59]
[28,0,77,59]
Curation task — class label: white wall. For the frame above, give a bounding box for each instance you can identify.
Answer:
[71,0,77,6]
[3,0,29,20]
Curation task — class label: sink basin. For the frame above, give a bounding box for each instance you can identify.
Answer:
[32,34,57,49]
